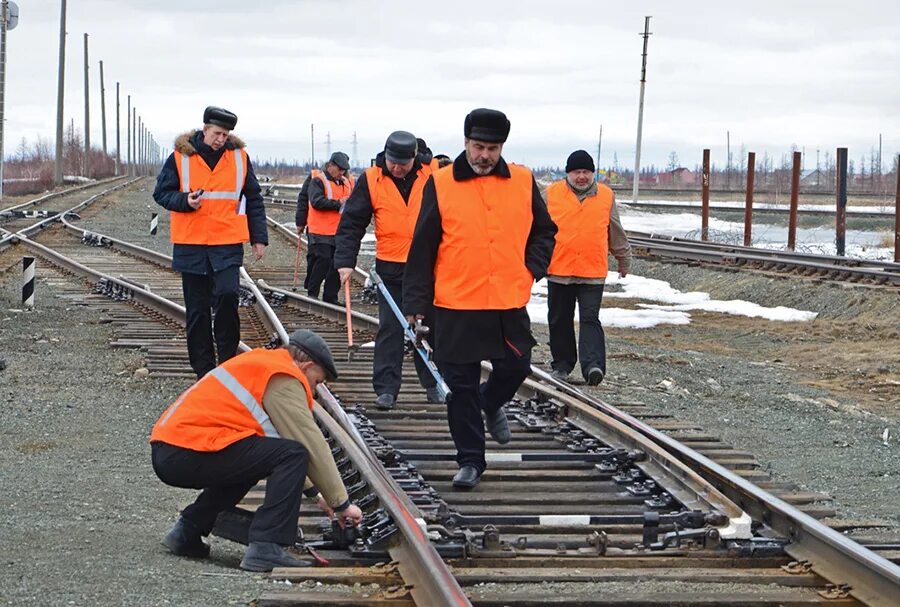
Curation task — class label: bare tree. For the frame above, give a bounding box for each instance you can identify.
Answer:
[666,151,679,172]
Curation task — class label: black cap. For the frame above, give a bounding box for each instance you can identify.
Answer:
[328,151,350,170]
[203,106,238,130]
[384,131,418,164]
[565,150,595,173]
[288,329,338,381]
[464,108,510,143]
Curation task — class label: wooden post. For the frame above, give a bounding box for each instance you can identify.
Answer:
[894,154,899,263]
[788,151,801,250]
[835,147,848,256]
[701,148,710,241]
[743,152,755,247]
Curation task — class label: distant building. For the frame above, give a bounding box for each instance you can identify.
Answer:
[799,168,826,187]
[657,167,697,186]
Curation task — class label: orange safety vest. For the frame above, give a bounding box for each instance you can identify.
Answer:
[172,148,250,245]
[432,164,534,310]
[307,170,354,236]
[150,348,314,452]
[546,180,613,278]
[365,165,430,263]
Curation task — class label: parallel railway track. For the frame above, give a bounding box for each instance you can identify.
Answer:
[3,182,898,605]
[628,231,900,288]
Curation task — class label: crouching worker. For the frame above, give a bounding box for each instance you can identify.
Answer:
[149,329,363,572]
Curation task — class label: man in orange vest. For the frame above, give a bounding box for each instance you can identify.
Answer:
[151,330,363,572]
[334,131,441,409]
[304,152,354,304]
[546,150,631,385]
[153,107,268,379]
[402,108,557,489]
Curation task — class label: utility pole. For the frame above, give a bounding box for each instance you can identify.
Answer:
[632,16,652,204]
[83,33,90,178]
[596,125,603,180]
[878,133,883,195]
[326,131,331,158]
[352,131,358,169]
[137,117,142,175]
[54,0,66,185]
[0,0,9,200]
[726,130,731,189]
[310,123,315,167]
[115,82,120,175]
[99,60,106,156]
[132,107,136,176]
[126,95,131,176]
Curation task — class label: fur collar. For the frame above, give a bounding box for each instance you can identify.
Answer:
[173,129,246,155]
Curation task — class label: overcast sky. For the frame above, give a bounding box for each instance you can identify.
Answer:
[5,0,899,170]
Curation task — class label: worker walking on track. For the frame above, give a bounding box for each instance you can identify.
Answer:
[402,108,557,489]
[153,106,268,380]
[304,152,354,305]
[546,150,631,385]
[150,330,363,572]
[334,131,442,409]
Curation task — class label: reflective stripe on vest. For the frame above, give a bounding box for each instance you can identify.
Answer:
[432,164,534,310]
[307,171,354,236]
[208,367,280,438]
[177,148,244,201]
[171,147,250,245]
[365,165,429,263]
[149,348,314,452]
[546,180,613,279]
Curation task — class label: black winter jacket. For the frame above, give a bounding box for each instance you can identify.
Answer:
[152,130,267,274]
[402,153,557,363]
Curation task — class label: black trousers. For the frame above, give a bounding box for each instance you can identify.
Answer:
[374,277,436,397]
[547,282,606,379]
[151,436,309,546]
[438,342,531,473]
[182,267,241,379]
[306,242,340,304]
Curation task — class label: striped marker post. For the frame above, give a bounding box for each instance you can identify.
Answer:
[22,257,36,309]
[150,212,158,236]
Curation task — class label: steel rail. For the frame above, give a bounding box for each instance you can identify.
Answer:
[629,230,900,272]
[45,202,899,604]
[622,200,893,219]
[35,220,471,607]
[256,281,751,536]
[630,237,899,285]
[529,367,900,607]
[0,175,127,214]
[11,234,186,324]
[262,279,899,605]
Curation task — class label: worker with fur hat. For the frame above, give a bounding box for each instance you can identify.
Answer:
[334,131,440,410]
[545,150,631,386]
[302,151,354,305]
[153,106,268,379]
[402,108,557,489]
[150,329,363,572]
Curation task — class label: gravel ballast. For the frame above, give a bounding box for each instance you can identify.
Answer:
[1,180,897,605]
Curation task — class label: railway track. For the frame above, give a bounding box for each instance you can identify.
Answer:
[4,183,899,605]
[262,188,900,290]
[627,231,900,288]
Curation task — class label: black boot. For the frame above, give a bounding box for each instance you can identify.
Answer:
[240,542,312,572]
[452,465,482,489]
[163,517,210,558]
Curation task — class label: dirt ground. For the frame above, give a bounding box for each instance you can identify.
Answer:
[0,182,897,605]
